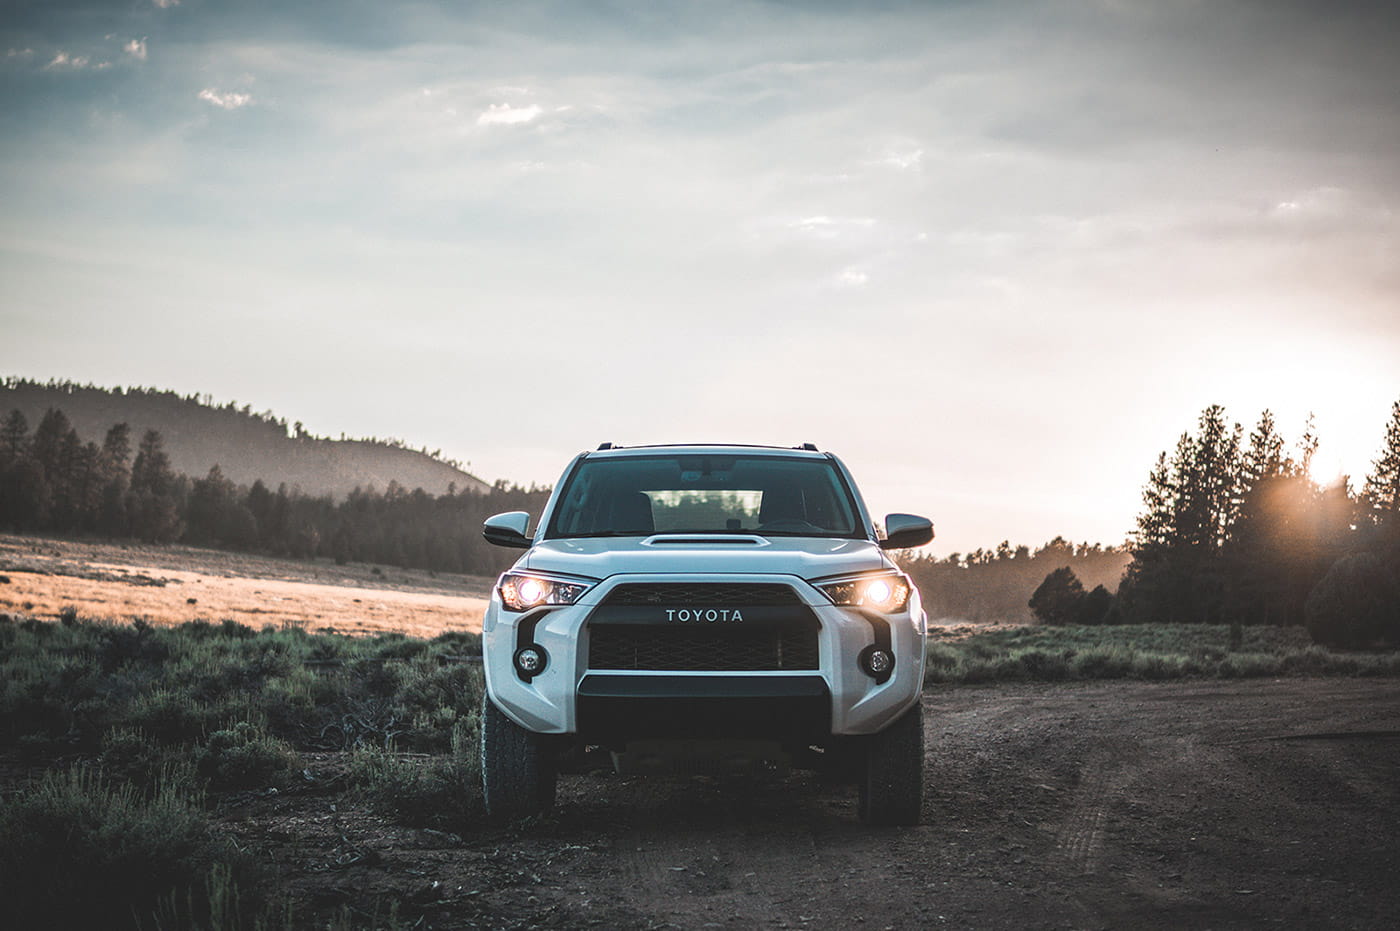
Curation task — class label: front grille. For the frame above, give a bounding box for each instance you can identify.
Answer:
[603,583,801,606]
[588,625,819,671]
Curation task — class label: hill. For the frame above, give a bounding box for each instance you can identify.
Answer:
[0,378,490,497]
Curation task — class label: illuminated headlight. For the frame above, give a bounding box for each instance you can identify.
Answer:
[498,572,594,612]
[817,572,912,613]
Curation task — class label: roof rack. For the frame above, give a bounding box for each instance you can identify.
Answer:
[591,442,823,453]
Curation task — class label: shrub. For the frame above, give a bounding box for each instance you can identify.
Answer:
[195,721,299,790]
[348,746,482,831]
[1014,648,1070,680]
[1071,646,1134,679]
[99,727,193,792]
[127,687,218,742]
[1306,553,1400,648]
[0,767,265,930]
[1029,567,1086,625]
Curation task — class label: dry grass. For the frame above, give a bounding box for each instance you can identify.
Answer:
[0,534,489,637]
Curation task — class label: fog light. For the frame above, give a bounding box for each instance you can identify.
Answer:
[861,648,894,678]
[514,646,547,678]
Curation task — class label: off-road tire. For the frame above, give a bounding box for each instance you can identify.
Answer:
[858,702,924,826]
[481,695,558,821]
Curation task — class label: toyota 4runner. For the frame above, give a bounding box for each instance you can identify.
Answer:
[480,443,933,825]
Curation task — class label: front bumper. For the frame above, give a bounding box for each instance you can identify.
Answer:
[482,573,926,739]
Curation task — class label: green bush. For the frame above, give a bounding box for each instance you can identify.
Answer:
[1071,645,1134,679]
[99,727,194,792]
[195,721,299,790]
[923,623,1400,684]
[0,767,265,930]
[1306,553,1400,648]
[0,615,485,756]
[348,750,482,832]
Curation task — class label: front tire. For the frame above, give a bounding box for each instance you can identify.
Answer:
[481,695,557,821]
[858,702,924,826]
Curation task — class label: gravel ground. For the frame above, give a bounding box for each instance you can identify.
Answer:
[210,678,1400,929]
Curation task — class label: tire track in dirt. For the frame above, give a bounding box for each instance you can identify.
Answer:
[1053,754,1135,877]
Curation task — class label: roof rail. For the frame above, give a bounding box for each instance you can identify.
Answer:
[799,443,818,451]
[597,442,614,450]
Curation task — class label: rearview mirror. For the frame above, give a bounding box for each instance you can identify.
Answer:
[880,513,934,550]
[483,511,532,549]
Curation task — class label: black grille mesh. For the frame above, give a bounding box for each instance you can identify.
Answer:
[603,583,801,606]
[588,626,819,671]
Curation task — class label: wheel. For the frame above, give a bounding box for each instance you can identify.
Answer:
[858,702,924,826]
[481,695,557,821]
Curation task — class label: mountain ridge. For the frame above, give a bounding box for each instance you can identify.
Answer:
[1,377,491,498]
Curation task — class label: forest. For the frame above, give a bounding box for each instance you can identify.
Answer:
[0,377,486,498]
[0,406,548,579]
[1049,402,1400,648]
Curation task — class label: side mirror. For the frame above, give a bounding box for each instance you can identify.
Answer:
[483,511,533,549]
[880,513,934,550]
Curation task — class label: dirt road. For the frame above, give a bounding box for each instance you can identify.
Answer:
[233,678,1400,929]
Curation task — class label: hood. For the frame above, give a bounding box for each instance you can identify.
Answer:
[522,535,889,586]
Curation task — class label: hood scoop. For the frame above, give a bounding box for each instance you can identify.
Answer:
[642,534,768,546]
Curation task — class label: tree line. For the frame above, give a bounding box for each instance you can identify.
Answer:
[0,407,548,577]
[898,539,1130,624]
[1036,401,1400,646]
[0,376,451,460]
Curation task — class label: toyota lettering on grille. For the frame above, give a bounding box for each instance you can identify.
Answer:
[666,608,745,623]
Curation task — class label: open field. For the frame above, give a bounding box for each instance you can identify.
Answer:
[0,533,492,637]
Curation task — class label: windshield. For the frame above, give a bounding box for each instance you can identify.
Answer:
[545,454,862,538]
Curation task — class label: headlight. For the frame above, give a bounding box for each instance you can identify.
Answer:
[817,572,911,613]
[497,572,595,612]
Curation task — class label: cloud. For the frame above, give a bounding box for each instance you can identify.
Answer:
[867,140,924,171]
[44,51,90,70]
[789,216,876,240]
[152,0,180,8]
[477,103,542,126]
[198,88,253,110]
[837,267,869,287]
[124,39,147,61]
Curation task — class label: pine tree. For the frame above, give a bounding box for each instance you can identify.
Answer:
[1363,399,1400,528]
[130,429,175,498]
[1173,405,1242,551]
[127,430,181,542]
[1121,406,1244,623]
[98,424,132,535]
[29,408,72,477]
[101,423,131,474]
[0,409,45,528]
[1241,410,1285,489]
[0,409,28,466]
[186,464,237,545]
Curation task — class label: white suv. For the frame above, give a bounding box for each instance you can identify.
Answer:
[479,444,933,824]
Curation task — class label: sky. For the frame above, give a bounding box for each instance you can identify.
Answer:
[2,0,1398,557]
